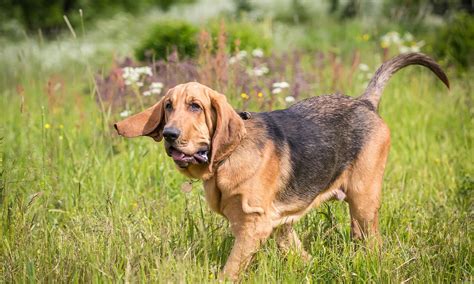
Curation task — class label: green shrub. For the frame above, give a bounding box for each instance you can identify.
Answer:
[134,19,272,61]
[135,21,199,61]
[208,20,272,53]
[273,0,312,25]
[431,12,474,71]
[0,0,195,35]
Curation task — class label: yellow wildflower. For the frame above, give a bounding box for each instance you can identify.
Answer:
[257,92,263,98]
[59,124,64,129]
[380,41,389,49]
[44,123,51,129]
[241,93,249,100]
[362,34,370,41]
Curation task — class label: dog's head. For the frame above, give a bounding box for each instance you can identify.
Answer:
[114,82,246,177]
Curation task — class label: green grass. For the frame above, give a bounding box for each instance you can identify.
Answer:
[1,4,473,282]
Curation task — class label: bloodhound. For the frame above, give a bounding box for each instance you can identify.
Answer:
[114,53,449,280]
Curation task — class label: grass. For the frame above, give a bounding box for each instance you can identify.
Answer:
[1,2,473,282]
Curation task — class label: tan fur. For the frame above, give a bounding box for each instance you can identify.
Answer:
[114,82,392,281]
[345,120,391,241]
[242,196,264,214]
[214,136,286,217]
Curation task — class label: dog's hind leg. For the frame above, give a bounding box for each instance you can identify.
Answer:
[346,122,390,243]
[275,223,312,262]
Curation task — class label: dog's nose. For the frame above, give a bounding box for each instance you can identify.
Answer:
[163,127,181,142]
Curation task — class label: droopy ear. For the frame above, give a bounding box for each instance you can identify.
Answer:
[114,97,165,141]
[208,90,246,171]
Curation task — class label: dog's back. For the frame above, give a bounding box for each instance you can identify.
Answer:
[248,53,449,207]
[250,95,376,204]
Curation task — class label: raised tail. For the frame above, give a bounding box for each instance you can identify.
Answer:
[360,52,450,109]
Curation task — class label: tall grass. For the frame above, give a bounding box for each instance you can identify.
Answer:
[1,5,472,282]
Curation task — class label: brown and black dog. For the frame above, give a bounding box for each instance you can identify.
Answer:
[114,53,449,280]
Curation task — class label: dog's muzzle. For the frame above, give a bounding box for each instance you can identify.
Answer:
[166,145,209,168]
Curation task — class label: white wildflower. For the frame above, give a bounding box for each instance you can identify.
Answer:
[249,65,269,77]
[253,69,264,76]
[380,31,424,54]
[273,81,290,89]
[151,88,162,95]
[148,81,163,95]
[252,48,264,58]
[403,32,414,42]
[137,66,152,77]
[285,96,295,103]
[358,63,369,72]
[399,45,410,54]
[122,66,152,86]
[120,110,132,117]
[229,51,248,64]
[380,31,401,48]
[410,45,420,53]
[143,91,151,96]
[409,40,425,52]
[237,50,247,60]
[260,66,269,74]
[388,31,401,44]
[229,56,238,64]
[122,66,132,77]
[272,87,282,94]
[150,82,164,89]
[122,67,140,84]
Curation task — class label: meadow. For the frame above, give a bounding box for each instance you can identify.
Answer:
[1,1,472,282]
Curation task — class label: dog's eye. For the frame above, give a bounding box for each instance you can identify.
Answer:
[165,102,172,111]
[190,102,201,112]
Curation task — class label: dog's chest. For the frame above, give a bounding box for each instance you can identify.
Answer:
[203,178,223,215]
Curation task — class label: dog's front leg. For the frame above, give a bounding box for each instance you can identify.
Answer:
[220,196,273,281]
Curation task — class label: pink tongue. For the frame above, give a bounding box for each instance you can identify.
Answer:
[172,151,185,160]
[171,149,194,162]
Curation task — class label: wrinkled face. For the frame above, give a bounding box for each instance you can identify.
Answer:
[114,82,246,178]
[162,84,214,168]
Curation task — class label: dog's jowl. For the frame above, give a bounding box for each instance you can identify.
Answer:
[115,52,449,280]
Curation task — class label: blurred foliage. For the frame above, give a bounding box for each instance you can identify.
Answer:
[0,0,195,35]
[135,19,272,61]
[383,0,435,29]
[208,20,272,53]
[339,0,360,19]
[382,0,473,29]
[431,12,474,70]
[327,0,362,20]
[233,0,253,17]
[273,0,312,24]
[135,21,199,61]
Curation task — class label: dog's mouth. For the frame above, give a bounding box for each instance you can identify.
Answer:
[166,146,209,168]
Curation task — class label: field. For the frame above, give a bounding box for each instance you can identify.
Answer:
[1,1,473,282]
